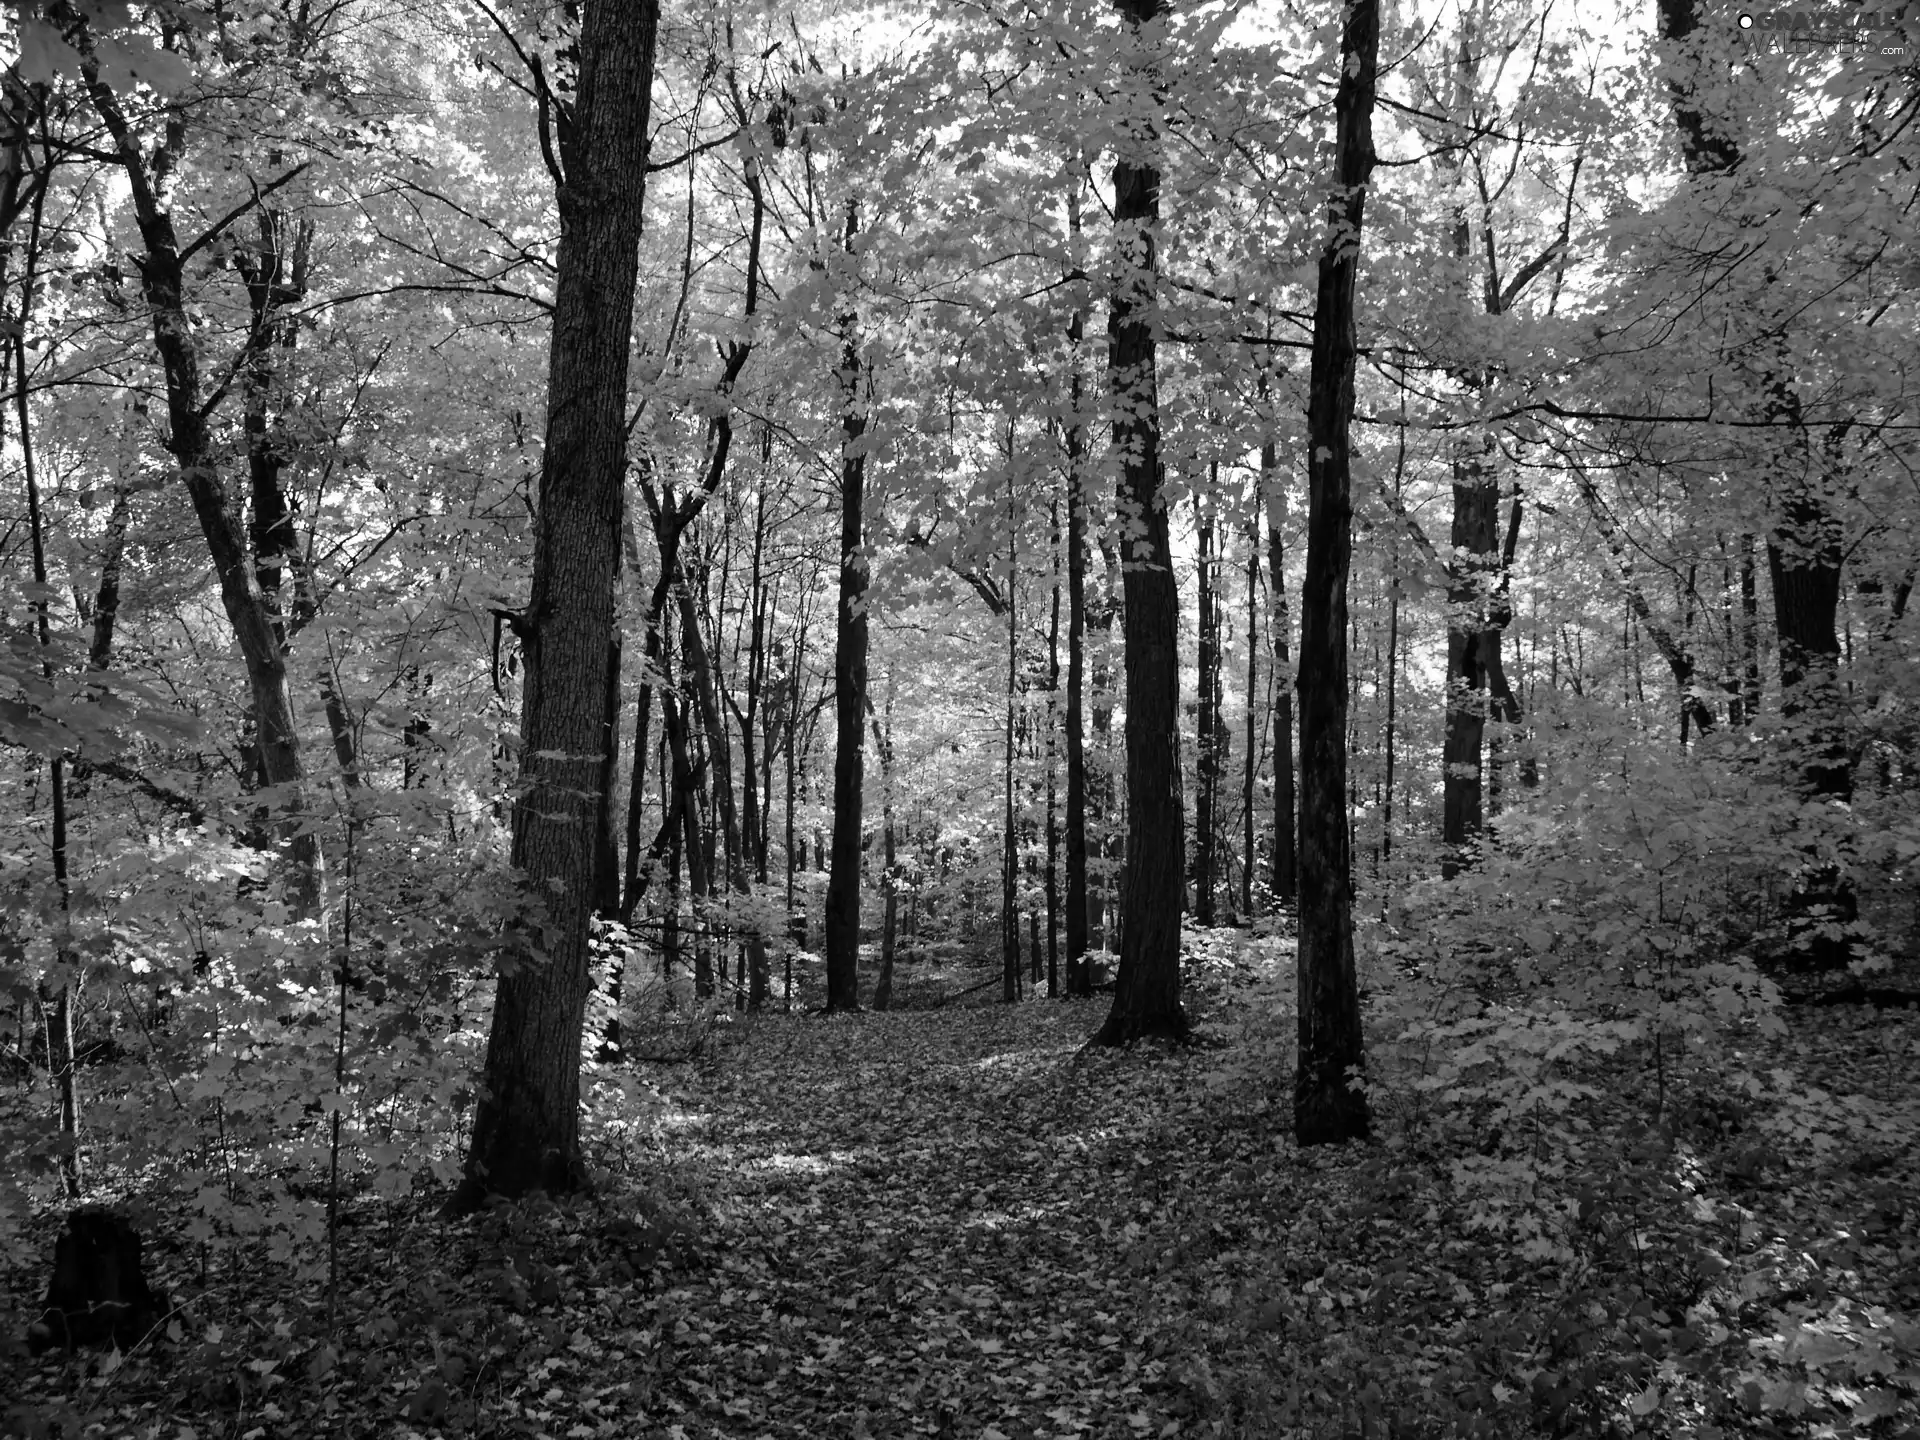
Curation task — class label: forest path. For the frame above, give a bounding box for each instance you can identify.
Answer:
[642,997,1298,1440]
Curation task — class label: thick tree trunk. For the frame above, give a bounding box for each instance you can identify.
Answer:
[1092,0,1187,1047]
[823,205,867,1015]
[446,0,657,1214]
[1294,0,1379,1147]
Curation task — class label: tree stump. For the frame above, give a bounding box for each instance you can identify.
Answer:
[26,1208,165,1353]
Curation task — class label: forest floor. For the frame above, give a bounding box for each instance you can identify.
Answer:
[4,935,1919,1440]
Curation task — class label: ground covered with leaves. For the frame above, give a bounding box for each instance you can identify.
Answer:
[4,939,1919,1440]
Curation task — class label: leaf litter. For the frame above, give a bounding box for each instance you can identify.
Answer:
[4,950,1918,1440]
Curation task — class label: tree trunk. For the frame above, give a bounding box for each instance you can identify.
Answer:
[1092,0,1187,1047]
[1047,498,1063,997]
[1441,441,1497,877]
[676,583,772,1009]
[446,0,658,1214]
[1241,520,1259,919]
[1064,228,1093,995]
[72,20,324,918]
[872,698,898,1011]
[823,203,867,1014]
[1004,463,1023,1003]
[1294,0,1378,1147]
[14,270,82,1197]
[1263,435,1298,908]
[1193,493,1218,926]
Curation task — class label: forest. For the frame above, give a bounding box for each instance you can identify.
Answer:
[0,0,1916,1434]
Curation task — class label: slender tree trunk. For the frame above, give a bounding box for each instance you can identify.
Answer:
[1739,534,1762,722]
[1004,462,1022,1003]
[1193,493,1218,926]
[594,640,623,916]
[738,489,772,1008]
[1294,0,1378,1146]
[621,156,763,921]
[676,582,771,1008]
[1263,434,1298,908]
[1241,520,1259,919]
[1383,540,1399,866]
[71,20,324,917]
[1092,0,1187,1046]
[823,203,867,1014]
[668,689,715,999]
[1064,231,1093,994]
[446,0,658,1213]
[1047,498,1063,997]
[872,697,898,1011]
[14,264,81,1197]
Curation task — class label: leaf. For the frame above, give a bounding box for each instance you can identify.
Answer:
[406,1378,450,1423]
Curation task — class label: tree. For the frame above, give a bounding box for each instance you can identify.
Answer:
[63,4,327,919]
[823,199,868,1015]
[447,0,659,1212]
[1294,0,1379,1147]
[1063,183,1095,996]
[1091,0,1187,1048]
[1192,490,1221,926]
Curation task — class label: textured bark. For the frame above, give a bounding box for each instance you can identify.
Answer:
[1440,444,1497,876]
[1294,0,1378,1147]
[823,205,868,1015]
[86,481,132,673]
[1092,0,1187,1047]
[447,0,658,1213]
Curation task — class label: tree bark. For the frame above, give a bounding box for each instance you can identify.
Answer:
[1092,0,1187,1047]
[823,202,867,1014]
[1294,0,1379,1147]
[447,0,658,1214]
[1440,440,1497,876]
